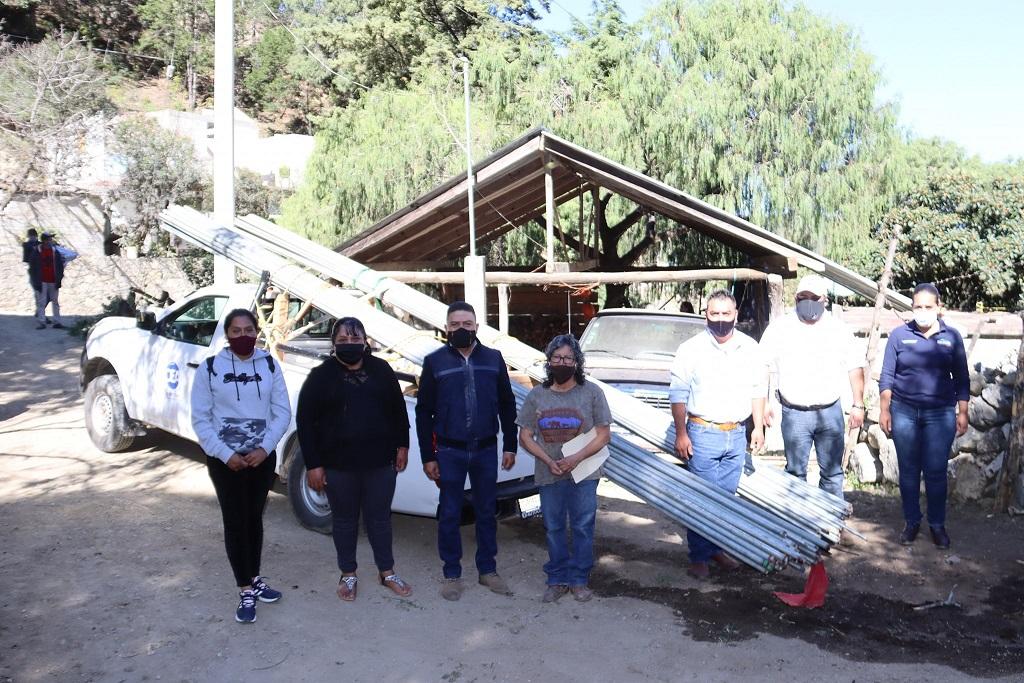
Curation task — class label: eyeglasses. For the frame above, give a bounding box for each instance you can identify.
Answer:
[549,354,575,365]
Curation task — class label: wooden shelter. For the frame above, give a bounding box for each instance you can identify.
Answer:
[335,128,908,340]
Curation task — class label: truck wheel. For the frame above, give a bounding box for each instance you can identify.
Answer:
[287,445,332,534]
[84,374,135,452]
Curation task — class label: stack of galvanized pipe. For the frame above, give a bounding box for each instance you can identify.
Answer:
[163,206,853,574]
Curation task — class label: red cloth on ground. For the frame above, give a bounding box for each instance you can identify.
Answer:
[773,561,828,608]
[39,245,56,283]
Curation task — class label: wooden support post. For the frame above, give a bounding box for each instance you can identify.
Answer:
[497,284,510,335]
[865,226,902,373]
[767,274,784,322]
[544,160,556,271]
[994,317,1024,513]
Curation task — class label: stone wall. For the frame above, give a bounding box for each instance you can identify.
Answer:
[850,356,1019,502]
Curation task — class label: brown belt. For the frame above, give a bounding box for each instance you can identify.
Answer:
[688,415,743,431]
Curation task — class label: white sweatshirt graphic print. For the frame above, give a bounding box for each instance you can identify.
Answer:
[190,347,291,463]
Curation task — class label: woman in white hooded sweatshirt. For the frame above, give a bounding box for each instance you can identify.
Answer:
[191,308,291,624]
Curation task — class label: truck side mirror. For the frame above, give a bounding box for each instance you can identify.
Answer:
[136,310,157,331]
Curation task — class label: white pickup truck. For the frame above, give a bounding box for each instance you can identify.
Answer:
[80,283,538,532]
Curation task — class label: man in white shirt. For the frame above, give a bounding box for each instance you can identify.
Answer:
[669,290,766,579]
[760,274,865,500]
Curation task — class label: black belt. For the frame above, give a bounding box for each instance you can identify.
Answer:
[777,393,839,411]
[436,435,497,451]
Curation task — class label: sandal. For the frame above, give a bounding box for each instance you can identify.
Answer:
[337,574,357,601]
[380,572,412,597]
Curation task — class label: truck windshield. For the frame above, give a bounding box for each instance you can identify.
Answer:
[580,315,704,360]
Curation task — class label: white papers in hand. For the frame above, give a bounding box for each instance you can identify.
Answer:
[560,428,609,483]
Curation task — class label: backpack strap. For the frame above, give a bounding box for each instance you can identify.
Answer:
[265,355,276,373]
[206,356,216,378]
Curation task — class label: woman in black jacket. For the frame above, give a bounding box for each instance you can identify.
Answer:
[296,317,412,601]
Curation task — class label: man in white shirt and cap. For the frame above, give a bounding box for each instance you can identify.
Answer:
[669,289,767,579]
[760,274,865,500]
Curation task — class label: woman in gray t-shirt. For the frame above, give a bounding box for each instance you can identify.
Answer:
[517,334,611,603]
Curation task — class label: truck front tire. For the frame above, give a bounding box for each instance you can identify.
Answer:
[286,445,332,534]
[84,374,136,452]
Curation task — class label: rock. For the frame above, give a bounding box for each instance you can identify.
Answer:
[850,442,882,484]
[983,452,1005,480]
[969,397,1004,429]
[945,555,961,565]
[878,437,900,484]
[969,371,986,397]
[974,426,1008,455]
[948,454,986,501]
[981,383,1014,420]
[953,425,982,453]
[866,424,886,450]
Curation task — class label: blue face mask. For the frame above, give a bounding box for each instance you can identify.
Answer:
[795,299,825,323]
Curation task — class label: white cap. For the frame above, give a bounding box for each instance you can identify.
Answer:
[796,274,829,298]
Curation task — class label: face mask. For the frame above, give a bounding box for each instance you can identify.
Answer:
[228,335,257,357]
[795,299,825,323]
[448,327,475,349]
[549,364,576,384]
[913,310,938,329]
[707,319,735,338]
[334,343,365,364]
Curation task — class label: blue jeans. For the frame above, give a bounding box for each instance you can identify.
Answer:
[436,445,498,579]
[686,422,746,563]
[539,478,599,586]
[781,401,846,500]
[889,399,956,527]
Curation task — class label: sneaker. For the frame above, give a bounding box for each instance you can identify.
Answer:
[235,590,256,623]
[570,585,594,602]
[441,577,464,601]
[899,523,921,546]
[542,584,569,603]
[52,323,65,329]
[478,572,512,596]
[251,575,281,603]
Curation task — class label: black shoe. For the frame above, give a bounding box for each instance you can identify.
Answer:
[52,323,65,329]
[929,525,951,549]
[899,523,920,545]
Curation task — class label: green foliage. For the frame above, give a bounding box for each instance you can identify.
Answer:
[137,0,214,108]
[877,169,1024,310]
[240,25,295,111]
[282,0,906,278]
[112,117,207,249]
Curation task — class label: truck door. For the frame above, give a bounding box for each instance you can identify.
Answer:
[139,295,229,436]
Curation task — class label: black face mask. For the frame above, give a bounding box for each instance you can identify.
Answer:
[795,299,826,323]
[448,327,476,349]
[334,343,365,364]
[707,319,735,338]
[549,365,576,384]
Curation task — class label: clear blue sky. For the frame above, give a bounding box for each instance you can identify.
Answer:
[536,0,1024,162]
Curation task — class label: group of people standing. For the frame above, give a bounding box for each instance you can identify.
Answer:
[190,276,969,623]
[671,276,968,579]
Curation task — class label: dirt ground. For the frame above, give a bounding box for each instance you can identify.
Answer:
[1,310,1022,683]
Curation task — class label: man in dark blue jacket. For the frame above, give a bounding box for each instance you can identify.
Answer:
[416,301,518,601]
[26,232,66,329]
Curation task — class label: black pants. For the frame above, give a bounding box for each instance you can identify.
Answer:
[323,465,397,573]
[206,452,277,587]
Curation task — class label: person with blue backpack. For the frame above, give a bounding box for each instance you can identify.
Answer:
[191,308,291,623]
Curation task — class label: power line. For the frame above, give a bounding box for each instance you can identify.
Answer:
[258,1,369,91]
[1,32,168,62]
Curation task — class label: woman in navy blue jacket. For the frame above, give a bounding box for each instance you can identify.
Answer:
[879,283,969,549]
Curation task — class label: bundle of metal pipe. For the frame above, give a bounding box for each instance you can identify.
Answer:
[163,206,845,572]
[231,214,852,537]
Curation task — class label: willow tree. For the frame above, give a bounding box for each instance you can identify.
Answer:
[282,0,909,303]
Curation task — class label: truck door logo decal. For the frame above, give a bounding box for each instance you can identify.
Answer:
[166,362,180,390]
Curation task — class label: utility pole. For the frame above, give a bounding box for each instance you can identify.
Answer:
[460,56,487,321]
[212,0,235,285]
